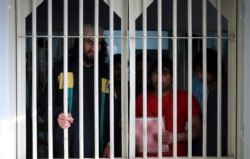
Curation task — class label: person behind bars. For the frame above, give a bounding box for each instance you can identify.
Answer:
[38,24,120,158]
[193,48,228,156]
[136,57,202,157]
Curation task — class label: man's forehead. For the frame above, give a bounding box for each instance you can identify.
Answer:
[163,67,170,72]
[85,38,102,43]
[84,24,104,36]
[152,67,170,72]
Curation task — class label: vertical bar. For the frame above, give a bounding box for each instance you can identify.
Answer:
[227,0,237,156]
[63,0,69,158]
[79,0,84,158]
[121,1,129,157]
[129,0,136,157]
[94,0,100,157]
[142,0,148,158]
[236,0,243,156]
[109,0,115,158]
[172,0,178,157]
[47,0,53,158]
[32,0,37,158]
[16,1,26,158]
[157,0,163,158]
[187,0,193,157]
[217,0,222,157]
[202,0,208,157]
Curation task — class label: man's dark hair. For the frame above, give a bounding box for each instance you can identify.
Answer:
[99,39,108,65]
[151,57,173,76]
[69,38,108,65]
[136,52,151,63]
[113,54,121,65]
[193,48,224,78]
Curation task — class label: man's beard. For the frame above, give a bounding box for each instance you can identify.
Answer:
[84,53,94,65]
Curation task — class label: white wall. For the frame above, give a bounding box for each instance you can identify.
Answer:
[0,0,16,158]
[0,0,9,120]
[244,0,250,158]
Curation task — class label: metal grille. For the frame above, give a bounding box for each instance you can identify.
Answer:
[16,0,237,158]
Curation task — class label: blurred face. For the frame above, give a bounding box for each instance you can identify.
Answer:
[83,38,102,65]
[195,67,215,87]
[196,67,203,80]
[151,67,172,92]
[114,62,121,82]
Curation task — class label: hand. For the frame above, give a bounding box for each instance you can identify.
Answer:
[102,143,110,157]
[57,113,74,129]
[153,131,173,145]
[135,136,142,152]
[162,131,173,144]
[135,135,139,145]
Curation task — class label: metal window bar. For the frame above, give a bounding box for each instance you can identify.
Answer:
[142,0,148,157]
[17,1,27,158]
[78,0,84,158]
[121,1,129,157]
[17,0,237,158]
[129,0,136,157]
[32,0,38,158]
[172,0,178,157]
[63,0,69,158]
[187,0,193,157]
[217,0,222,157]
[94,0,100,157]
[157,0,163,158]
[109,0,115,158]
[202,0,208,157]
[47,0,53,158]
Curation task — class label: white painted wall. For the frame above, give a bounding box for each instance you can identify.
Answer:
[0,0,10,121]
[0,0,16,158]
[244,0,250,158]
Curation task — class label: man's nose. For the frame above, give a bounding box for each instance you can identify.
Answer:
[90,44,95,51]
[90,44,94,50]
[92,41,100,48]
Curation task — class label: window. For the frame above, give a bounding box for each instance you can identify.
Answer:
[16,0,237,158]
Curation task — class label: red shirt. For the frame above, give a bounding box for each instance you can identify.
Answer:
[136,90,200,157]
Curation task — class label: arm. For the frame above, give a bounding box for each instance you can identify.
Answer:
[177,114,202,142]
[159,114,202,144]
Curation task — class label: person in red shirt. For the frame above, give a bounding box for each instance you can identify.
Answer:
[136,57,202,157]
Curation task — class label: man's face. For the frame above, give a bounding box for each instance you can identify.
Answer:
[195,67,214,85]
[151,67,172,92]
[83,38,102,65]
[114,62,121,82]
[195,67,203,80]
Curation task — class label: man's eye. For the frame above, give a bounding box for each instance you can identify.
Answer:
[88,40,93,44]
[162,71,171,76]
[86,39,93,45]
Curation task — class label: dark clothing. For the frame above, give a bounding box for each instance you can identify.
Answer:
[38,60,121,158]
[207,81,228,156]
[192,81,228,156]
[70,66,96,157]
